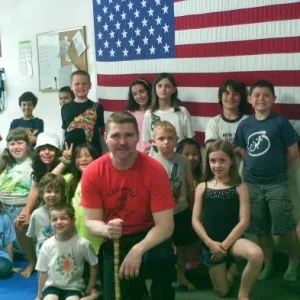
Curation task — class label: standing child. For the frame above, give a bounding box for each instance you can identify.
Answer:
[127,78,152,153]
[14,132,62,277]
[0,201,17,278]
[61,70,105,155]
[143,73,194,155]
[36,203,98,300]
[234,79,300,281]
[58,86,75,107]
[9,92,44,147]
[152,121,198,290]
[205,79,249,149]
[26,173,65,257]
[192,140,263,299]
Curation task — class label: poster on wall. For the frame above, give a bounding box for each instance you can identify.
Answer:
[0,31,2,57]
[19,40,33,79]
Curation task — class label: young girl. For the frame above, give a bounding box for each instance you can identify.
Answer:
[192,140,263,300]
[0,128,33,260]
[58,86,75,106]
[205,79,249,149]
[127,78,152,153]
[0,200,17,278]
[15,132,62,277]
[143,72,194,155]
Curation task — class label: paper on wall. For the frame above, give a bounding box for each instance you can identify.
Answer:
[72,30,86,56]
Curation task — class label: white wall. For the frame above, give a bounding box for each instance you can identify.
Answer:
[0,0,97,151]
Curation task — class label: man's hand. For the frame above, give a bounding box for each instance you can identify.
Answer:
[119,245,143,280]
[15,213,31,227]
[106,218,123,239]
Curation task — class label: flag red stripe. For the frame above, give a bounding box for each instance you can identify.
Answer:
[194,131,205,146]
[99,99,300,120]
[97,71,300,87]
[176,37,300,58]
[175,3,300,30]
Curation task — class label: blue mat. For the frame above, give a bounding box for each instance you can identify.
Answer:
[0,261,38,299]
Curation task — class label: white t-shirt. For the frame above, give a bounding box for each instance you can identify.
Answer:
[143,107,194,155]
[205,114,248,144]
[36,234,98,292]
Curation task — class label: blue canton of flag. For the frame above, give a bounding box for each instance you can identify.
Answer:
[93,0,175,61]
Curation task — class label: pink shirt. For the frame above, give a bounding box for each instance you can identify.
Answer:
[130,110,151,153]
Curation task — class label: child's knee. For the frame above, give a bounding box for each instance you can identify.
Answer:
[248,246,264,266]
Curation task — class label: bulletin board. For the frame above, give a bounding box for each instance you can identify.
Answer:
[36,26,87,92]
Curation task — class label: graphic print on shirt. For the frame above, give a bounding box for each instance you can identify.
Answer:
[222,132,234,143]
[37,225,54,252]
[247,131,271,157]
[56,254,76,278]
[169,163,182,203]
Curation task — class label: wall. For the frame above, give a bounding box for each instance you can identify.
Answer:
[0,0,96,151]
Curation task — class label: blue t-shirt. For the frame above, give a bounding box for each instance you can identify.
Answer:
[0,214,16,262]
[234,113,299,184]
[9,117,44,135]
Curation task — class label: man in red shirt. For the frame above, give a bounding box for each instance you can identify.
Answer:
[81,112,175,300]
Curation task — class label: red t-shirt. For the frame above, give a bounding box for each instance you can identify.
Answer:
[81,152,175,235]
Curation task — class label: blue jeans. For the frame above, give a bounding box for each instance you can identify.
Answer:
[0,257,12,278]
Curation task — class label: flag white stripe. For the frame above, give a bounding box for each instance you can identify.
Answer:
[175,20,300,45]
[97,86,300,105]
[174,0,300,17]
[96,53,299,75]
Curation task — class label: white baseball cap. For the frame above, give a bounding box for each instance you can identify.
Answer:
[35,132,61,149]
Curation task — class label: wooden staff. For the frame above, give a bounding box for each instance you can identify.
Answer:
[114,239,121,300]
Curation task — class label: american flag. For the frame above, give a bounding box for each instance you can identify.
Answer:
[93,0,300,144]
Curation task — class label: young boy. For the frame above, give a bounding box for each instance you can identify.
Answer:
[152,121,198,290]
[234,79,300,281]
[61,70,105,155]
[36,203,99,300]
[9,91,44,146]
[26,173,65,258]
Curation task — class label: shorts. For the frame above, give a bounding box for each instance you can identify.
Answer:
[172,209,199,246]
[42,286,83,299]
[248,181,295,236]
[202,246,234,267]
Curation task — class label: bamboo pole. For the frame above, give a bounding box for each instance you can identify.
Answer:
[114,239,121,300]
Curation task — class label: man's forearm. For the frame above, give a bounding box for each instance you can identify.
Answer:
[85,220,108,237]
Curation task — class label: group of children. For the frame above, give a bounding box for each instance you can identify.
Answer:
[0,70,299,300]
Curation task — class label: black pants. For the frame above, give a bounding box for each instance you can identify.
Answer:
[99,232,176,300]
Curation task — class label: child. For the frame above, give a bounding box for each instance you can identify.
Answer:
[143,72,194,155]
[0,201,17,278]
[63,143,101,252]
[127,78,152,153]
[15,132,62,277]
[234,79,300,281]
[205,79,249,149]
[58,86,75,106]
[176,138,202,186]
[152,121,198,291]
[26,173,65,257]
[36,203,99,300]
[9,92,44,146]
[192,140,263,299]
[61,70,105,155]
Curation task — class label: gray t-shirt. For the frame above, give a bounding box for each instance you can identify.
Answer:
[153,153,189,214]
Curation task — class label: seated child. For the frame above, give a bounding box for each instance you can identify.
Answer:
[9,92,44,146]
[26,173,65,257]
[0,201,16,278]
[152,121,198,291]
[58,86,75,107]
[36,203,99,300]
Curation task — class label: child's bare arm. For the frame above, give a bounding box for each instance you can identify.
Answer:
[37,271,47,299]
[287,143,299,169]
[85,264,98,295]
[221,183,250,250]
[186,162,195,208]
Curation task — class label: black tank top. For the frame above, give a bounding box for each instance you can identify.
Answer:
[203,183,240,243]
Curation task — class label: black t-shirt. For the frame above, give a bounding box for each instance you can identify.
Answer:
[61,99,104,154]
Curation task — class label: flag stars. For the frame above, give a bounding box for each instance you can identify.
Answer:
[121,30,128,38]
[163,23,169,33]
[128,20,134,28]
[156,35,162,44]
[141,0,147,8]
[102,6,108,14]
[135,27,141,36]
[96,0,101,5]
[115,21,121,30]
[163,43,170,52]
[104,40,109,48]
[128,1,133,10]
[155,0,161,6]
[128,38,134,47]
[142,18,148,27]
[134,9,140,18]
[155,16,162,25]
[149,45,155,54]
[103,23,109,31]
[98,31,103,40]
[135,46,142,55]
[148,8,154,17]
[108,0,113,3]
[115,3,120,11]
[121,11,127,20]
[122,48,129,57]
[162,5,168,14]
[116,39,122,47]
[143,36,149,45]
[97,14,102,23]
[98,48,103,56]
[110,48,115,57]
[108,13,114,21]
[109,30,115,39]
[148,26,154,35]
